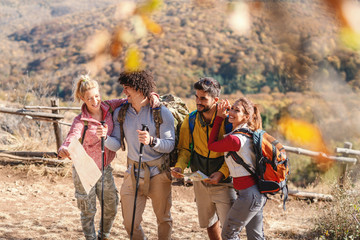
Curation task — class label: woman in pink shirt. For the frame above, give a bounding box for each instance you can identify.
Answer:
[208,97,267,240]
[58,75,158,240]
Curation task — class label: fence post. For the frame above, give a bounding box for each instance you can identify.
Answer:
[51,99,62,150]
[339,142,352,188]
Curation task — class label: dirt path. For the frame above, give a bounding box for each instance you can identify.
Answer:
[0,157,318,240]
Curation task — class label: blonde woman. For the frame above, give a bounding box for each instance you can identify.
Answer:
[58,75,159,240]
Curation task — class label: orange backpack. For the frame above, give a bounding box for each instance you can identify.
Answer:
[227,128,290,209]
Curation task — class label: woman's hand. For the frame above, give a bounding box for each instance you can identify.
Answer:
[58,148,71,160]
[149,93,161,108]
[137,129,151,145]
[96,124,108,139]
[203,171,224,185]
[217,99,230,118]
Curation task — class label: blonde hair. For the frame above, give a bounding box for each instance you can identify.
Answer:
[234,97,262,131]
[73,75,99,102]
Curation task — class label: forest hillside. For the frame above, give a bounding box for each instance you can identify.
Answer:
[1,0,360,100]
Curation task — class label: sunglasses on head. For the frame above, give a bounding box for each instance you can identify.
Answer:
[200,78,215,87]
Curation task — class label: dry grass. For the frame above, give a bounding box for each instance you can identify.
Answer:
[310,181,360,239]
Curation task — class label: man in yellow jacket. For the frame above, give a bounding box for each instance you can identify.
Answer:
[172,77,236,240]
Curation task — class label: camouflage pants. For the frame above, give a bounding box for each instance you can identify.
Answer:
[73,165,119,240]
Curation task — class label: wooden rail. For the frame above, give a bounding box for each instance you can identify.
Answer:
[0,151,57,158]
[284,146,357,163]
[0,107,64,119]
[336,147,360,156]
[24,106,81,111]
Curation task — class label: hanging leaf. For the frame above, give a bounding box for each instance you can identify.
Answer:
[132,15,148,39]
[278,116,332,169]
[110,28,124,58]
[141,15,163,35]
[114,1,137,20]
[137,0,163,14]
[278,117,329,153]
[85,30,111,56]
[125,47,142,72]
[340,27,360,51]
[227,2,251,35]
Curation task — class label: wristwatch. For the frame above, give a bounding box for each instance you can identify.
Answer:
[149,137,158,148]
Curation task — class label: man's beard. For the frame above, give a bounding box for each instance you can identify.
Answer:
[197,104,211,113]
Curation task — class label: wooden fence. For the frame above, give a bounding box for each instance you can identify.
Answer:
[0,100,359,200]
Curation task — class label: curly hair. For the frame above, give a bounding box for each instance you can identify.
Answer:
[118,70,155,98]
[194,77,221,98]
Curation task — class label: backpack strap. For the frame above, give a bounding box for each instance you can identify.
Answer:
[224,117,233,134]
[187,110,198,168]
[79,120,88,145]
[152,106,163,138]
[103,101,114,114]
[188,110,197,135]
[226,151,257,179]
[232,128,254,138]
[117,102,130,151]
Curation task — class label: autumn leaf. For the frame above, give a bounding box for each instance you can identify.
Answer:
[125,47,142,72]
[141,15,163,35]
[278,116,333,170]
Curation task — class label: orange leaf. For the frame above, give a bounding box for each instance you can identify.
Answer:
[141,15,163,35]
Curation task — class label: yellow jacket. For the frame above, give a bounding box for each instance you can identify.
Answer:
[175,111,230,179]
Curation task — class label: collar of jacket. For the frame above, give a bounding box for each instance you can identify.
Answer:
[80,101,110,123]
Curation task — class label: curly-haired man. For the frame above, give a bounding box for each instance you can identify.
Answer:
[102,70,175,240]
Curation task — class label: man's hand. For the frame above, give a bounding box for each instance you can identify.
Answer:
[96,124,108,139]
[58,148,71,160]
[171,167,184,179]
[137,129,151,145]
[203,171,224,185]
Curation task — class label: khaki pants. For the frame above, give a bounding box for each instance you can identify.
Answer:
[193,181,236,228]
[73,165,119,240]
[120,171,172,240]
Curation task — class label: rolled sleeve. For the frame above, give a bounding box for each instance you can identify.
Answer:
[174,116,191,172]
[152,106,175,153]
[104,107,122,152]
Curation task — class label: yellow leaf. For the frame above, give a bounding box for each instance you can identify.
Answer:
[137,0,162,14]
[125,47,142,72]
[278,116,329,154]
[340,27,360,51]
[278,116,333,170]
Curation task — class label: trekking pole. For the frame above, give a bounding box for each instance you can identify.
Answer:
[100,121,105,240]
[130,124,149,240]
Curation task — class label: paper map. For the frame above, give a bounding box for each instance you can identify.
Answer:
[172,170,209,181]
[67,139,101,194]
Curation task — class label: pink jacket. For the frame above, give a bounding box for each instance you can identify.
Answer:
[59,99,127,169]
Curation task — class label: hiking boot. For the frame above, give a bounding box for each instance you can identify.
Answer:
[185,178,193,187]
[97,236,110,240]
